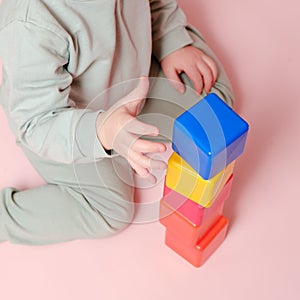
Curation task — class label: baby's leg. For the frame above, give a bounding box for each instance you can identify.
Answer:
[140,24,234,141]
[0,146,134,245]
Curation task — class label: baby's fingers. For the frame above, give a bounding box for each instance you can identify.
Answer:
[132,138,166,154]
[202,55,218,82]
[126,118,160,137]
[199,55,218,94]
[184,66,204,95]
[127,158,157,184]
[162,66,185,94]
[194,59,214,94]
[129,150,167,170]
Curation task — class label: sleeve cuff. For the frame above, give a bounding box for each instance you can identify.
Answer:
[152,26,193,61]
[75,110,117,159]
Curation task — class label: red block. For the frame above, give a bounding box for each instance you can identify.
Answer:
[161,174,233,226]
[165,216,228,267]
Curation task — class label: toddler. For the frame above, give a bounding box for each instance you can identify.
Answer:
[0,0,234,245]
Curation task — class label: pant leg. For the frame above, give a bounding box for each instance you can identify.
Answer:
[0,145,135,245]
[139,24,234,142]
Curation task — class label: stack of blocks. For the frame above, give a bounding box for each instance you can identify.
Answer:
[159,93,249,267]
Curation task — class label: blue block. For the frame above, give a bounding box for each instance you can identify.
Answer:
[172,93,249,179]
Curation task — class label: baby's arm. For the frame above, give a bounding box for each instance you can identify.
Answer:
[0,21,166,180]
[150,0,219,95]
[0,21,103,163]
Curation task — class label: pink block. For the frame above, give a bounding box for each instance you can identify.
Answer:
[162,174,233,226]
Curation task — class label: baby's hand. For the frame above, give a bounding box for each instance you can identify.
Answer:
[96,76,167,183]
[161,45,218,95]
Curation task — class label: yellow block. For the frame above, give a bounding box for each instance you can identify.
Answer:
[165,152,235,207]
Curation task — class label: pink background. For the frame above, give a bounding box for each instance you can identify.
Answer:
[1,0,299,299]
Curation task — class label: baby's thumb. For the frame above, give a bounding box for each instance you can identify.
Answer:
[130,76,149,98]
[122,76,149,107]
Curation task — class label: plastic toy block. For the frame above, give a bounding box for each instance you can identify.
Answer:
[160,188,227,246]
[161,174,233,226]
[165,216,228,267]
[165,152,234,207]
[172,93,249,180]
